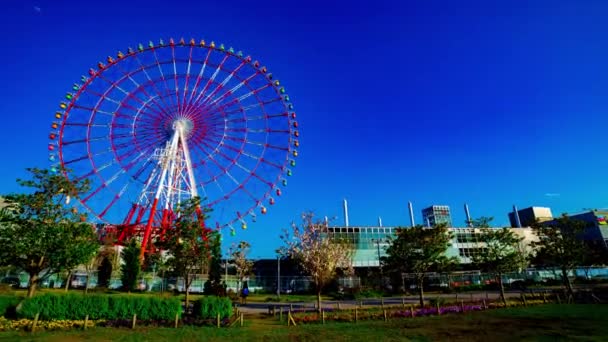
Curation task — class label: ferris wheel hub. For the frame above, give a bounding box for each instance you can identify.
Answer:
[172,118,194,137]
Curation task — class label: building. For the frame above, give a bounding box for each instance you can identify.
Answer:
[508,206,553,227]
[448,227,538,264]
[326,226,395,267]
[543,209,608,248]
[422,205,452,227]
[326,225,538,266]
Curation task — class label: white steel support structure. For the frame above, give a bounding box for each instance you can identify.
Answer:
[139,120,199,257]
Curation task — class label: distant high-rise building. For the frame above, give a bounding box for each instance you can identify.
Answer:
[422,205,452,227]
[508,206,553,227]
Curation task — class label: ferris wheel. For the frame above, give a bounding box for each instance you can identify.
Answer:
[48,38,298,254]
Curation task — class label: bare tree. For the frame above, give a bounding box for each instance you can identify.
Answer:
[281,212,353,312]
[230,241,253,293]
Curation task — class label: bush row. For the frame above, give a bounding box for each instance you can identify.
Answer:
[19,293,181,321]
[193,296,233,319]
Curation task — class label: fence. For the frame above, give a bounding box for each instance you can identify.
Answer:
[6,266,608,292]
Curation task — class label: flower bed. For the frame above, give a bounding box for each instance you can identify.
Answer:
[0,317,102,332]
[290,298,549,325]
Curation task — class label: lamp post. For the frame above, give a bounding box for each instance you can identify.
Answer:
[275,249,282,299]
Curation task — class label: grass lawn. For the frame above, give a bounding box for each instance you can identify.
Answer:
[0,304,606,341]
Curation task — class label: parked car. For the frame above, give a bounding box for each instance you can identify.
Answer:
[1,276,21,288]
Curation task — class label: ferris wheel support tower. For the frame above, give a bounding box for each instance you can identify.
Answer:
[138,119,200,257]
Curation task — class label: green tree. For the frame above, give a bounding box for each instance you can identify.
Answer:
[97,257,113,289]
[470,216,494,228]
[158,197,212,307]
[204,232,223,296]
[383,224,455,307]
[120,239,141,292]
[0,168,98,297]
[472,228,528,305]
[281,212,353,312]
[531,215,588,298]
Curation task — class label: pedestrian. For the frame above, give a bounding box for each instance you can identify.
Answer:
[241,281,249,304]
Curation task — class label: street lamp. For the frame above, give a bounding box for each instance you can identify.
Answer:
[275,249,282,299]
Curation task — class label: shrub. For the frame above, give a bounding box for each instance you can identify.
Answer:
[429,297,447,307]
[193,296,233,319]
[18,293,181,321]
[0,296,21,318]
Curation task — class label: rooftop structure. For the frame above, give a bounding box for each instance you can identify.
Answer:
[509,206,553,227]
[422,205,452,227]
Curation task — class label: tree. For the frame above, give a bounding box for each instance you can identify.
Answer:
[98,256,113,289]
[230,241,253,293]
[531,215,588,298]
[470,216,494,228]
[158,197,212,307]
[281,212,353,312]
[0,168,98,297]
[472,228,527,305]
[120,239,141,292]
[383,224,455,307]
[204,231,223,296]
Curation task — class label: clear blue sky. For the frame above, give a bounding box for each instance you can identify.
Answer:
[1,0,608,258]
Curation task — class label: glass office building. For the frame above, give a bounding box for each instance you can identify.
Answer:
[422,205,452,227]
[327,226,538,266]
[326,226,396,267]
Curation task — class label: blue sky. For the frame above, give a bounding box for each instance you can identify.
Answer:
[1,1,608,258]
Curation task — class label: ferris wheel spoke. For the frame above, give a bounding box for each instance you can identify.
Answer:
[258,158,283,169]
[182,44,194,115]
[99,191,122,219]
[221,97,282,116]
[129,52,175,113]
[71,104,114,116]
[131,156,157,180]
[190,147,217,184]
[109,62,173,121]
[62,134,119,146]
[150,47,177,111]
[191,141,232,177]
[239,185,262,204]
[64,122,110,128]
[186,47,213,107]
[63,154,90,165]
[190,54,229,111]
[225,112,287,124]
[170,44,182,115]
[200,60,247,108]
[206,70,261,108]
[116,144,150,166]
[95,73,170,120]
[250,170,274,187]
[208,94,279,119]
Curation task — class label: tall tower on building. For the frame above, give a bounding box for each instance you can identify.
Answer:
[422,205,452,227]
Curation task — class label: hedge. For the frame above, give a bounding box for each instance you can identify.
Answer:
[193,296,233,319]
[19,293,181,321]
[0,296,21,318]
